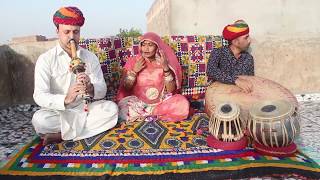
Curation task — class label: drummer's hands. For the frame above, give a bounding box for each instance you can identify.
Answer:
[235,76,253,93]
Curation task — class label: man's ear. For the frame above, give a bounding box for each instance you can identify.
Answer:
[56,25,59,34]
[232,38,239,46]
[230,39,236,46]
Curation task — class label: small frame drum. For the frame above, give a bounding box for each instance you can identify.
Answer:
[209,102,244,142]
[248,100,300,150]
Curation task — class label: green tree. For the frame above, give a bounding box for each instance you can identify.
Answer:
[117,28,142,38]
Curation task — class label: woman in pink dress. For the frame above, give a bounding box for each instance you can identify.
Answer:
[116,32,189,124]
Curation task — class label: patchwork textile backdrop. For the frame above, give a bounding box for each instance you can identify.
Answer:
[78,35,228,101]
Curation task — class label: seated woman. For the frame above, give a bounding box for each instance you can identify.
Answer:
[116,32,189,124]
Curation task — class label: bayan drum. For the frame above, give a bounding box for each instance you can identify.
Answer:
[248,100,300,156]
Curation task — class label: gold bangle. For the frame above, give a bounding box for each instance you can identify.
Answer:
[164,71,172,77]
[163,68,170,73]
[126,74,136,81]
[127,70,137,77]
[125,76,135,87]
[164,73,174,82]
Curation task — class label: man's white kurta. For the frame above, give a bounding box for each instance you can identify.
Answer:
[32,43,118,141]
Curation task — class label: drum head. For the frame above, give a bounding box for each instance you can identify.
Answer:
[215,102,240,120]
[249,100,294,121]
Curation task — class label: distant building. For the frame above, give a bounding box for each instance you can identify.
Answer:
[47,37,59,41]
[146,0,171,36]
[147,0,320,38]
[10,35,48,44]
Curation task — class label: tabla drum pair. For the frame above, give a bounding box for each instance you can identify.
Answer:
[206,100,300,156]
[205,76,300,155]
[204,76,299,126]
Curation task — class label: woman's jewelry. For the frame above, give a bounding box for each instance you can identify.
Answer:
[127,74,136,81]
[127,70,137,80]
[128,70,137,76]
[164,73,174,82]
[163,68,170,73]
[125,70,137,86]
[164,70,174,83]
[164,70,172,77]
[146,87,160,100]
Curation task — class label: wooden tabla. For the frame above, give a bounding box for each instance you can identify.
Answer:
[205,76,298,125]
[207,102,248,150]
[209,102,244,142]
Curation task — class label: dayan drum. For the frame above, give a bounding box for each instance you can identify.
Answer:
[209,102,244,142]
[207,102,248,150]
[248,100,300,156]
[205,76,298,125]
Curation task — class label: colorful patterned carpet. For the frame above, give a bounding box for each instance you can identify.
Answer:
[0,113,319,179]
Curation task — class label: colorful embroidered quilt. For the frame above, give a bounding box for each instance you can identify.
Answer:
[1,114,319,179]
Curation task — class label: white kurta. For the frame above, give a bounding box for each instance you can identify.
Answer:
[32,43,118,141]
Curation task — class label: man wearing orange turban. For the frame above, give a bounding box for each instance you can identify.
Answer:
[32,7,118,145]
[207,20,254,93]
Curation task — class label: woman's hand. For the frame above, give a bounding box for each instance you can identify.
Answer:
[159,50,169,71]
[133,56,146,73]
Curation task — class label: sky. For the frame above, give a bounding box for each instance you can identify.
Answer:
[0,0,154,44]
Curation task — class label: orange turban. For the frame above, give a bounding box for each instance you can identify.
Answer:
[53,6,85,27]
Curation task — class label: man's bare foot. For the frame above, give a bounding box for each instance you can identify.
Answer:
[42,133,62,145]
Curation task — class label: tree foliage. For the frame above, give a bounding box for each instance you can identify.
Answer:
[117,28,142,38]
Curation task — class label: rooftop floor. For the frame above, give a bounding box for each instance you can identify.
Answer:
[1,94,319,167]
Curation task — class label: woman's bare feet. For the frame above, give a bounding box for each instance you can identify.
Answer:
[42,133,62,145]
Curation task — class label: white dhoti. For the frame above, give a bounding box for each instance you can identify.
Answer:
[32,100,118,141]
